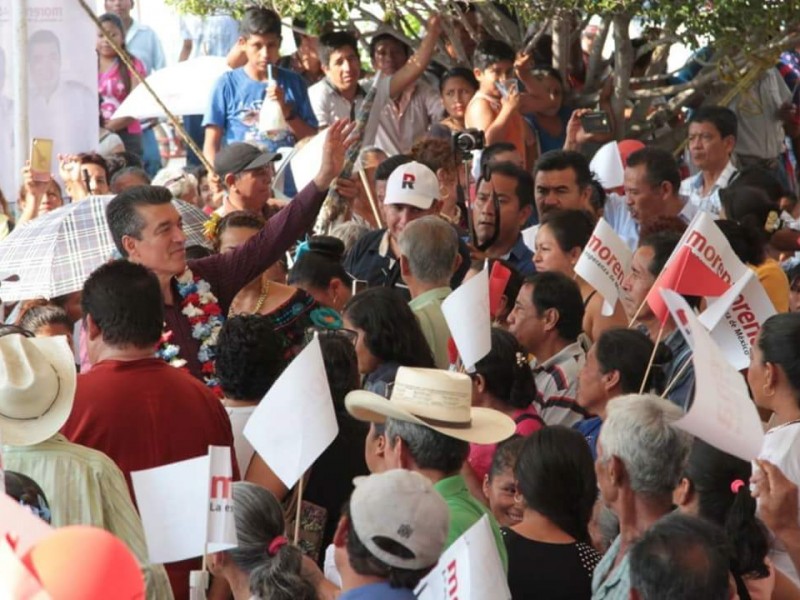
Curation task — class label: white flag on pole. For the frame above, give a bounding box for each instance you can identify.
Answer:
[590,141,625,190]
[698,271,776,371]
[243,337,339,489]
[574,218,632,316]
[132,446,239,564]
[442,269,491,370]
[415,515,510,600]
[661,290,764,461]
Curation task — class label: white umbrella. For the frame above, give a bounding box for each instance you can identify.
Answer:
[113,56,229,120]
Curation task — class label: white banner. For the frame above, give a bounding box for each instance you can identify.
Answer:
[661,290,764,461]
[415,515,510,600]
[244,336,339,489]
[574,217,632,316]
[441,268,491,370]
[699,271,776,371]
[0,0,99,199]
[206,445,238,554]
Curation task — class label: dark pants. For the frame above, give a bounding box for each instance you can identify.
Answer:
[183,114,205,167]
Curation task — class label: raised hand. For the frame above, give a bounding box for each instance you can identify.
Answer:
[313,119,358,191]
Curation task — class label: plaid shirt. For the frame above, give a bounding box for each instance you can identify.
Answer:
[531,341,588,427]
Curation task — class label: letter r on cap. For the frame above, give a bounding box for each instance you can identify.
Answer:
[402,173,416,190]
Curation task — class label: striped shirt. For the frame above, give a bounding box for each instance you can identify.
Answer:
[531,341,588,427]
[4,434,174,600]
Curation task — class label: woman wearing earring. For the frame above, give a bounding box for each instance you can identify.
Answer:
[214,212,340,359]
[534,209,628,343]
[749,312,800,587]
[288,236,353,314]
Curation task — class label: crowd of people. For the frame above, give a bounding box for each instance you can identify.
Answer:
[4,3,800,600]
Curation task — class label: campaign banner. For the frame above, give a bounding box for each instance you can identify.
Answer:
[699,271,775,371]
[0,0,99,199]
[574,217,632,316]
[646,212,747,321]
[661,290,764,461]
[206,445,238,554]
[415,515,510,600]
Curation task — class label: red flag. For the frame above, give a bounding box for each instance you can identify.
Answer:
[646,246,730,322]
[489,262,512,319]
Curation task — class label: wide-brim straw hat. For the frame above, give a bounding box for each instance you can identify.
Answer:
[0,334,76,446]
[345,367,516,444]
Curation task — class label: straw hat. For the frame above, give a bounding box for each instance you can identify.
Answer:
[345,367,516,444]
[0,335,76,446]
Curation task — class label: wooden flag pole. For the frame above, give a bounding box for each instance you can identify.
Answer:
[639,321,666,394]
[628,297,648,328]
[357,164,384,228]
[661,358,693,399]
[293,474,305,545]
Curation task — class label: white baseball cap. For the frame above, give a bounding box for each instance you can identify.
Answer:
[384,161,440,210]
[349,469,449,570]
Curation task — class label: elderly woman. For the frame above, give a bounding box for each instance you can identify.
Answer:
[152,167,200,206]
[591,394,693,599]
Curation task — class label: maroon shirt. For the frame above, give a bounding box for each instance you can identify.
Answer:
[171,181,325,379]
[62,358,239,600]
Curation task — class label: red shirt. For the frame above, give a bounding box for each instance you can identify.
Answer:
[62,358,238,600]
[467,406,544,481]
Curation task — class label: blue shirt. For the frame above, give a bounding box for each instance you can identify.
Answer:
[203,66,318,152]
[524,106,573,153]
[503,235,537,277]
[339,582,417,600]
[574,416,602,460]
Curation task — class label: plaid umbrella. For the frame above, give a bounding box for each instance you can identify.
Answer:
[0,196,213,303]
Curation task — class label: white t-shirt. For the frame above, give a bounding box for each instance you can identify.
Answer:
[226,405,256,476]
[757,421,800,586]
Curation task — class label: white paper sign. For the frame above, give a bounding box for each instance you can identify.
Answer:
[0,537,48,599]
[442,269,492,370]
[574,218,632,316]
[272,128,329,198]
[590,141,625,190]
[207,446,238,554]
[415,515,510,600]
[244,337,339,489]
[661,290,764,461]
[0,492,52,555]
[132,455,210,564]
[699,271,776,371]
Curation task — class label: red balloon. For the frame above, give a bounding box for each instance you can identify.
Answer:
[22,526,144,600]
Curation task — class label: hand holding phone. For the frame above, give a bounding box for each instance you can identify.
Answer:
[580,111,612,134]
[29,138,53,183]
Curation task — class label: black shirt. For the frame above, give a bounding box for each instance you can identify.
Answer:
[502,527,601,600]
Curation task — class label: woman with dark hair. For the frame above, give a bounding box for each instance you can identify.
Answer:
[97,13,145,157]
[504,426,601,599]
[574,327,668,458]
[483,435,526,528]
[438,67,479,132]
[749,313,800,586]
[534,209,628,341]
[288,236,353,313]
[467,328,542,482]
[719,186,789,312]
[208,482,317,600]
[674,439,776,599]
[213,212,340,358]
[342,287,435,396]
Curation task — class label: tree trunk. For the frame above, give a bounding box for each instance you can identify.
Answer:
[552,14,571,82]
[611,13,633,140]
[584,17,610,93]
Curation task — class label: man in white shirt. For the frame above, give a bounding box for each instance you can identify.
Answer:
[604,147,697,250]
[679,106,738,216]
[308,16,441,149]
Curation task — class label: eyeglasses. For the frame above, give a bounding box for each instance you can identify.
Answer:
[304,326,358,345]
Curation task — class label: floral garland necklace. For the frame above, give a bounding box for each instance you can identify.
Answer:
[155,267,224,397]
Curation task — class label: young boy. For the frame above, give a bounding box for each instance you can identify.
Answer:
[202,7,318,169]
[465,39,535,171]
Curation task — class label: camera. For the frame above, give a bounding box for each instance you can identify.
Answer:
[452,128,485,158]
[580,111,612,134]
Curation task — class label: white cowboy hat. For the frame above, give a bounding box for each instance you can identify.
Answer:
[345,367,516,444]
[0,334,76,446]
